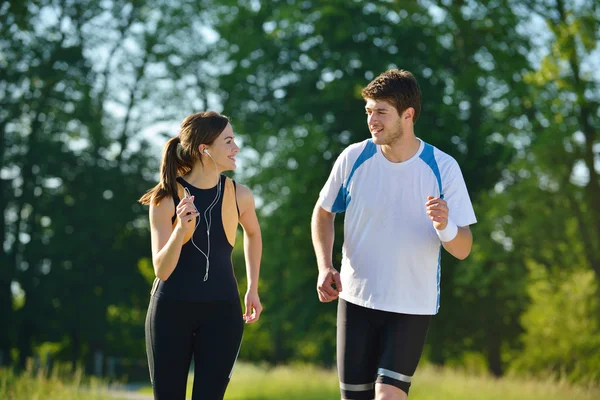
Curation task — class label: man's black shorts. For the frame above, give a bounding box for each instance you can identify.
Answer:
[337,298,431,399]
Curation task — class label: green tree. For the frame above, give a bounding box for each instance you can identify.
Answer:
[482,0,600,381]
[519,0,600,278]
[512,264,600,382]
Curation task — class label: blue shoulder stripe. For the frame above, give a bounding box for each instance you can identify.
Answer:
[420,142,444,314]
[419,143,443,199]
[331,140,377,212]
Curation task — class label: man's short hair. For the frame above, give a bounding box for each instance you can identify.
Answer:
[361,69,422,123]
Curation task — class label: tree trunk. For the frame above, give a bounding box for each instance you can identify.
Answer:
[0,108,16,367]
[487,334,503,377]
[71,328,81,370]
[17,321,33,369]
[0,280,13,367]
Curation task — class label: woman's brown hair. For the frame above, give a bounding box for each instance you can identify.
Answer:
[138,111,230,206]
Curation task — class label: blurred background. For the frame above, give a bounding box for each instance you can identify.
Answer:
[1,0,599,397]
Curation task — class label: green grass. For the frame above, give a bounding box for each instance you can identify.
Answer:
[0,364,117,400]
[225,363,339,400]
[5,361,598,399]
[140,362,600,400]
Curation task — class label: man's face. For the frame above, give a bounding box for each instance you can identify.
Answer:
[365,99,403,146]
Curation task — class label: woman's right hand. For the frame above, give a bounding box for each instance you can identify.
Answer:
[175,195,199,229]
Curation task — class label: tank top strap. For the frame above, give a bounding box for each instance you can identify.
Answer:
[232,180,240,217]
[222,176,239,247]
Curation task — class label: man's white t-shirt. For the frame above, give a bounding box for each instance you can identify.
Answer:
[318,138,477,315]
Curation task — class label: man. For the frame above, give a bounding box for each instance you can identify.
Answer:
[311,69,477,400]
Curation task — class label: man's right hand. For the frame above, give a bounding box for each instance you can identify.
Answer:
[317,266,342,302]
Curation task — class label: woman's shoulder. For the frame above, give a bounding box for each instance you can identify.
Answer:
[231,180,251,196]
[150,182,184,213]
[231,180,254,211]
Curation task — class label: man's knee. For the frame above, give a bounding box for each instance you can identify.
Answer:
[375,383,407,400]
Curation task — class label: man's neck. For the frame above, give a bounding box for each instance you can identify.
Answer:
[380,132,421,163]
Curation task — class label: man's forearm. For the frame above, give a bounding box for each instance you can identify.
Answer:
[311,205,336,271]
[441,226,472,260]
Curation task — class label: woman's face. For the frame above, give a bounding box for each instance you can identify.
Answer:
[203,123,240,172]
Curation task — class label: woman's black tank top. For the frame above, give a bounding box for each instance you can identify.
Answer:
[151,175,240,302]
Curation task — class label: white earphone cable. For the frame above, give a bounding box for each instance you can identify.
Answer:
[185,151,221,281]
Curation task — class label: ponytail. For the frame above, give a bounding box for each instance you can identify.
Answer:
[138,136,191,206]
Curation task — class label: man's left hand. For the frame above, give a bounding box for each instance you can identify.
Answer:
[426,196,449,230]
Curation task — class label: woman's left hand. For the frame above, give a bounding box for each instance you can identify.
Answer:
[243,290,263,324]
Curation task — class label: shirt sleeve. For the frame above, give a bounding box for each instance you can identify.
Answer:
[442,158,477,227]
[317,149,349,213]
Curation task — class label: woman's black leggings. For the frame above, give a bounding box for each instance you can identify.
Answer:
[145,295,244,400]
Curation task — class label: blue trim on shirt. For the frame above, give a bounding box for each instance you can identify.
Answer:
[419,142,444,199]
[419,142,444,313]
[436,246,442,313]
[331,140,377,212]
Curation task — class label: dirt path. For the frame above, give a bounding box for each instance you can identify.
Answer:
[103,389,154,400]
[96,383,154,400]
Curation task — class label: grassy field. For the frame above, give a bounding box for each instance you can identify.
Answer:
[138,362,600,400]
[2,362,599,400]
[0,365,117,400]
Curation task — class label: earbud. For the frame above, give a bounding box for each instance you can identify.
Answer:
[203,149,210,155]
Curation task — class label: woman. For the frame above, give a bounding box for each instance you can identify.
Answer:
[138,111,262,400]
